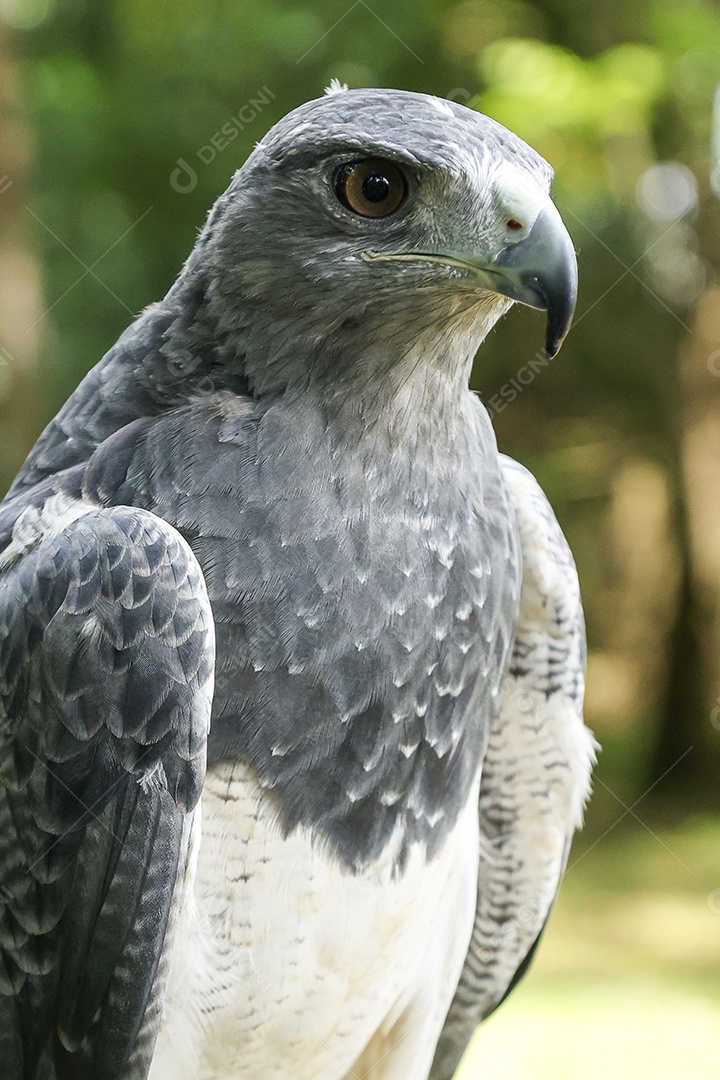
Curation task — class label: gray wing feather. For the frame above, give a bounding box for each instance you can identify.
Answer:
[430,455,596,1080]
[0,502,214,1080]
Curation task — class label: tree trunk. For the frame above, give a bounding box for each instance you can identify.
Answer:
[652,286,720,800]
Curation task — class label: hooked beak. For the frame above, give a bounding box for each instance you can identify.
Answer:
[362,189,578,358]
[480,199,578,358]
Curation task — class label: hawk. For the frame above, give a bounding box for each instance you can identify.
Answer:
[0,87,596,1079]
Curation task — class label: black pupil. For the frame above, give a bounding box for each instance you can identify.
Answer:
[362,173,391,203]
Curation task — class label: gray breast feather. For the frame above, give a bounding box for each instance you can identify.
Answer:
[87,390,521,870]
[0,501,214,1080]
[430,455,597,1080]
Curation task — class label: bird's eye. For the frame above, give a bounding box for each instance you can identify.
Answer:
[335,158,407,218]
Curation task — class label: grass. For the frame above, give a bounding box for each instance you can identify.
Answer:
[457,814,720,1079]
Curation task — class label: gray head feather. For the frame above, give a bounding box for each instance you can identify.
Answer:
[182,89,559,407]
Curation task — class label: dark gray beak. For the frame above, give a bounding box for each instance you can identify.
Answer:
[489,202,578,358]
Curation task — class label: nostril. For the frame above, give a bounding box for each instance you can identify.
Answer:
[506,219,523,231]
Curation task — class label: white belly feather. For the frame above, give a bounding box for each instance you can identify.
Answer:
[149,762,480,1080]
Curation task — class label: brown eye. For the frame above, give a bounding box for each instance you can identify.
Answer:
[335,158,407,218]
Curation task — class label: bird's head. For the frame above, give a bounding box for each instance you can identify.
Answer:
[195,88,577,407]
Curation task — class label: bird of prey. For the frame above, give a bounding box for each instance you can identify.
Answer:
[0,86,596,1080]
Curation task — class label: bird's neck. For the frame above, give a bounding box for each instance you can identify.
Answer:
[211,283,504,453]
[315,341,477,454]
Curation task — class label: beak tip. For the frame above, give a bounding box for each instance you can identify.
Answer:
[543,321,570,360]
[542,251,578,359]
[543,309,573,358]
[491,202,578,358]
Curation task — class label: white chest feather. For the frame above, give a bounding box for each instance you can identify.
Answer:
[149,762,480,1080]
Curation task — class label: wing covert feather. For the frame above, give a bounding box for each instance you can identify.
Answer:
[0,503,214,1080]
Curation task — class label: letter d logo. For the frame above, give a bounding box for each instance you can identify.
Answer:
[170,158,198,194]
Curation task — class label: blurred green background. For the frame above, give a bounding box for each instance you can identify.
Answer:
[0,0,719,1076]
